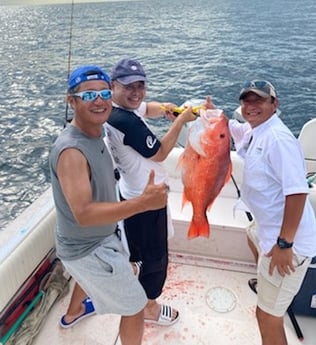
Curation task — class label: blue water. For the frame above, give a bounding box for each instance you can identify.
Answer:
[0,0,315,229]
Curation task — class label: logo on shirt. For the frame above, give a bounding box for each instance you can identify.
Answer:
[146,135,157,149]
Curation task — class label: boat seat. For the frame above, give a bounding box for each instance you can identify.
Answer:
[0,189,56,314]
[298,118,316,215]
[298,118,316,173]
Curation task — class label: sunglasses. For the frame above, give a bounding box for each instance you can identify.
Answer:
[73,89,112,102]
[242,80,275,95]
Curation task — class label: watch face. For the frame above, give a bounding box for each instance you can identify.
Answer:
[277,237,293,249]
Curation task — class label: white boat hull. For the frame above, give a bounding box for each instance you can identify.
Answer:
[0,118,315,344]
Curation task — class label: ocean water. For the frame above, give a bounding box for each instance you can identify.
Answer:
[0,0,315,230]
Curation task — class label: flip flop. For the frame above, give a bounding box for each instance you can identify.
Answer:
[59,297,96,328]
[248,278,257,294]
[133,261,142,278]
[145,304,180,326]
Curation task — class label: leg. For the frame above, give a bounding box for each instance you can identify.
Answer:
[120,310,144,345]
[124,207,179,325]
[255,255,311,345]
[246,232,259,293]
[61,238,147,333]
[247,235,259,264]
[61,282,93,326]
[144,299,178,323]
[61,264,140,328]
[256,306,287,345]
[66,282,88,316]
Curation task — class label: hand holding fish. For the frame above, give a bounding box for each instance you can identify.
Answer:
[160,102,178,121]
[178,106,199,124]
[160,103,203,117]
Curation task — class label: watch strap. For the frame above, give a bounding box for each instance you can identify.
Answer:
[277,236,293,249]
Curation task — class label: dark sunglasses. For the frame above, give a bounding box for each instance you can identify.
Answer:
[242,80,275,95]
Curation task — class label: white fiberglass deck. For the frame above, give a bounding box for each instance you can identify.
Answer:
[33,253,314,345]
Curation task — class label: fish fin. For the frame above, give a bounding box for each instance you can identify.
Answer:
[177,152,184,169]
[199,222,210,238]
[181,192,189,210]
[224,161,233,183]
[187,220,210,239]
[187,221,199,239]
[206,201,214,212]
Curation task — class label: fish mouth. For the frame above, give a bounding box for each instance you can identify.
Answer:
[206,109,222,117]
[200,108,222,120]
[200,109,224,127]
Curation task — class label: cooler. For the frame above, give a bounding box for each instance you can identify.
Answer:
[290,257,316,317]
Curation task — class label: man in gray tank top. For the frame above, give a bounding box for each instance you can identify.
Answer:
[49,64,168,345]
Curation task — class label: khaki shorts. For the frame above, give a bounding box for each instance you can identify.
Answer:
[247,225,311,317]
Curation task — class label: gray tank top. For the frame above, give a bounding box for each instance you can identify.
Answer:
[49,125,117,260]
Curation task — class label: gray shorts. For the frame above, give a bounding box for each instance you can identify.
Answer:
[62,234,147,316]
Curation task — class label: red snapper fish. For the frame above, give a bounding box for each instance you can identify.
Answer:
[179,108,232,238]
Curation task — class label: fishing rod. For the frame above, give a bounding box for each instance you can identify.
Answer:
[64,0,75,127]
[230,174,253,222]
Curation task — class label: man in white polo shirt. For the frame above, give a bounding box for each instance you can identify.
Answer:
[229,80,316,345]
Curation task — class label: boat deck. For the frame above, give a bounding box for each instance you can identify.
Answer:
[33,252,314,345]
[2,144,315,345]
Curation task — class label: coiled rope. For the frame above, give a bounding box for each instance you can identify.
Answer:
[4,261,69,345]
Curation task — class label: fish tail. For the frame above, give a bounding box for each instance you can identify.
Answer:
[187,220,210,238]
[199,222,210,238]
[187,222,199,239]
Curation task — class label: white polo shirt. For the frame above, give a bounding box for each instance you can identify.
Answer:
[229,115,316,256]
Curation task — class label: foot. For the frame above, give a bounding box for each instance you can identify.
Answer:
[144,301,179,326]
[60,297,95,328]
[132,261,142,277]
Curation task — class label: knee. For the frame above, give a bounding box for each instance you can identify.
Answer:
[256,306,283,328]
[256,306,265,324]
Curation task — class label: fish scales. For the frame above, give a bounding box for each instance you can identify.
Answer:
[179,109,232,238]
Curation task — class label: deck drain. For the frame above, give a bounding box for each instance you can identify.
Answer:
[206,286,237,313]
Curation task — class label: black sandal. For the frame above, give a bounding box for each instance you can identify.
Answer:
[248,278,257,294]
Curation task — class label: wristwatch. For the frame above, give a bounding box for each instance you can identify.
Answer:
[277,237,293,249]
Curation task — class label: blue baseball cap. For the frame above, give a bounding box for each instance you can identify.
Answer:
[68,65,111,91]
[110,58,147,85]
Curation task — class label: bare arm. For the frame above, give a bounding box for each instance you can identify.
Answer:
[57,148,168,227]
[145,101,177,119]
[280,193,307,242]
[268,193,307,276]
[151,106,197,162]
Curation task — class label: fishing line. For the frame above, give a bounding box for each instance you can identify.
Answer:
[230,174,253,221]
[64,0,75,127]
